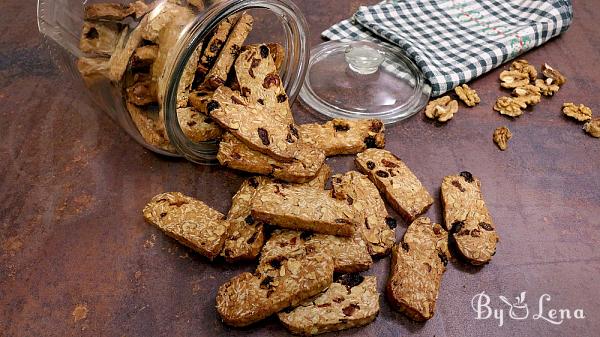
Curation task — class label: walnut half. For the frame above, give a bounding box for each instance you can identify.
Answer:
[535,78,560,96]
[499,70,530,89]
[542,63,566,86]
[493,126,512,150]
[583,118,600,138]
[494,96,526,117]
[510,59,537,81]
[454,84,480,107]
[512,84,541,105]
[563,103,592,122]
[425,96,458,122]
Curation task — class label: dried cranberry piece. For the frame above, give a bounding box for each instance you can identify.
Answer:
[263,73,281,89]
[342,304,360,316]
[259,276,274,289]
[460,171,474,182]
[230,95,244,105]
[381,159,398,168]
[385,217,397,229]
[375,170,389,178]
[257,99,265,105]
[248,177,259,188]
[300,231,313,241]
[336,273,364,291]
[364,135,377,148]
[401,242,409,252]
[244,215,254,224]
[209,40,223,52]
[241,87,251,97]
[366,161,376,170]
[346,196,354,205]
[370,120,383,133]
[246,231,259,244]
[206,100,220,113]
[257,128,270,145]
[438,251,448,266]
[333,122,350,132]
[479,222,494,231]
[259,45,270,58]
[471,229,482,237]
[277,94,288,103]
[450,220,464,234]
[451,180,465,192]
[85,27,99,39]
[289,124,299,138]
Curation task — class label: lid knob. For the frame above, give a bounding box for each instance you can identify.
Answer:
[344,41,385,75]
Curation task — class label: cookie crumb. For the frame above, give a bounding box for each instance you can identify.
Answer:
[72,304,88,322]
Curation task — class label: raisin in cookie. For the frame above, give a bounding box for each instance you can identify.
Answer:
[387,217,448,321]
[331,171,396,257]
[279,274,379,335]
[356,149,433,221]
[142,192,230,260]
[209,86,300,162]
[259,229,372,273]
[203,13,253,89]
[441,172,498,265]
[299,119,385,156]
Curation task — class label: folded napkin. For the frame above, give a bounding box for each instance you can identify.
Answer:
[323,0,573,96]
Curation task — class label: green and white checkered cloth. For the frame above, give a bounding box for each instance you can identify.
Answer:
[322,0,573,97]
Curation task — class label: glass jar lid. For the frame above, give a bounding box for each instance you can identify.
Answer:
[299,40,431,124]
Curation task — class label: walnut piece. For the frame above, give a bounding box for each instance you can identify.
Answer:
[562,103,592,122]
[499,70,530,89]
[494,96,526,117]
[424,96,458,122]
[512,84,541,105]
[510,59,537,81]
[493,126,512,150]
[583,118,600,138]
[535,78,560,96]
[454,84,480,107]
[542,63,566,86]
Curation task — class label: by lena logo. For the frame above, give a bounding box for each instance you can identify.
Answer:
[471,291,585,327]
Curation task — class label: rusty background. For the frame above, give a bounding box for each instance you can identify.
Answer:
[1,1,599,336]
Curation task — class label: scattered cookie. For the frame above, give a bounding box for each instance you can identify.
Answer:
[494,96,526,117]
[355,149,433,222]
[84,1,148,21]
[234,44,292,122]
[562,103,593,122]
[492,126,512,151]
[209,86,300,162]
[216,251,334,327]
[424,96,458,122]
[221,176,268,262]
[203,13,253,89]
[279,275,379,335]
[217,132,325,183]
[251,183,359,237]
[454,84,480,107]
[260,229,372,273]
[299,119,385,156]
[541,63,566,86]
[196,14,238,83]
[387,217,448,321]
[331,171,396,257]
[583,118,600,138]
[142,192,230,260]
[441,172,499,265]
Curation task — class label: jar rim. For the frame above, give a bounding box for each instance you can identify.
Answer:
[162,0,310,164]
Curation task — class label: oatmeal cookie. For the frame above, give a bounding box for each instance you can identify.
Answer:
[142,192,230,260]
[279,275,379,335]
[355,149,433,222]
[441,172,499,265]
[216,251,334,327]
[387,217,448,321]
[195,14,238,83]
[331,171,396,257]
[298,119,385,156]
[177,107,223,142]
[80,21,123,56]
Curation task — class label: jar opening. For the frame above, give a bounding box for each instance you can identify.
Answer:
[163,0,309,164]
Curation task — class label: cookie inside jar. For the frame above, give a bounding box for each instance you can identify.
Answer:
[76,0,309,161]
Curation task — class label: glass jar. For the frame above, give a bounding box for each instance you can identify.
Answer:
[37,0,309,164]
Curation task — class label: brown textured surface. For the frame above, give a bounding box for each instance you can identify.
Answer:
[1,1,599,336]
